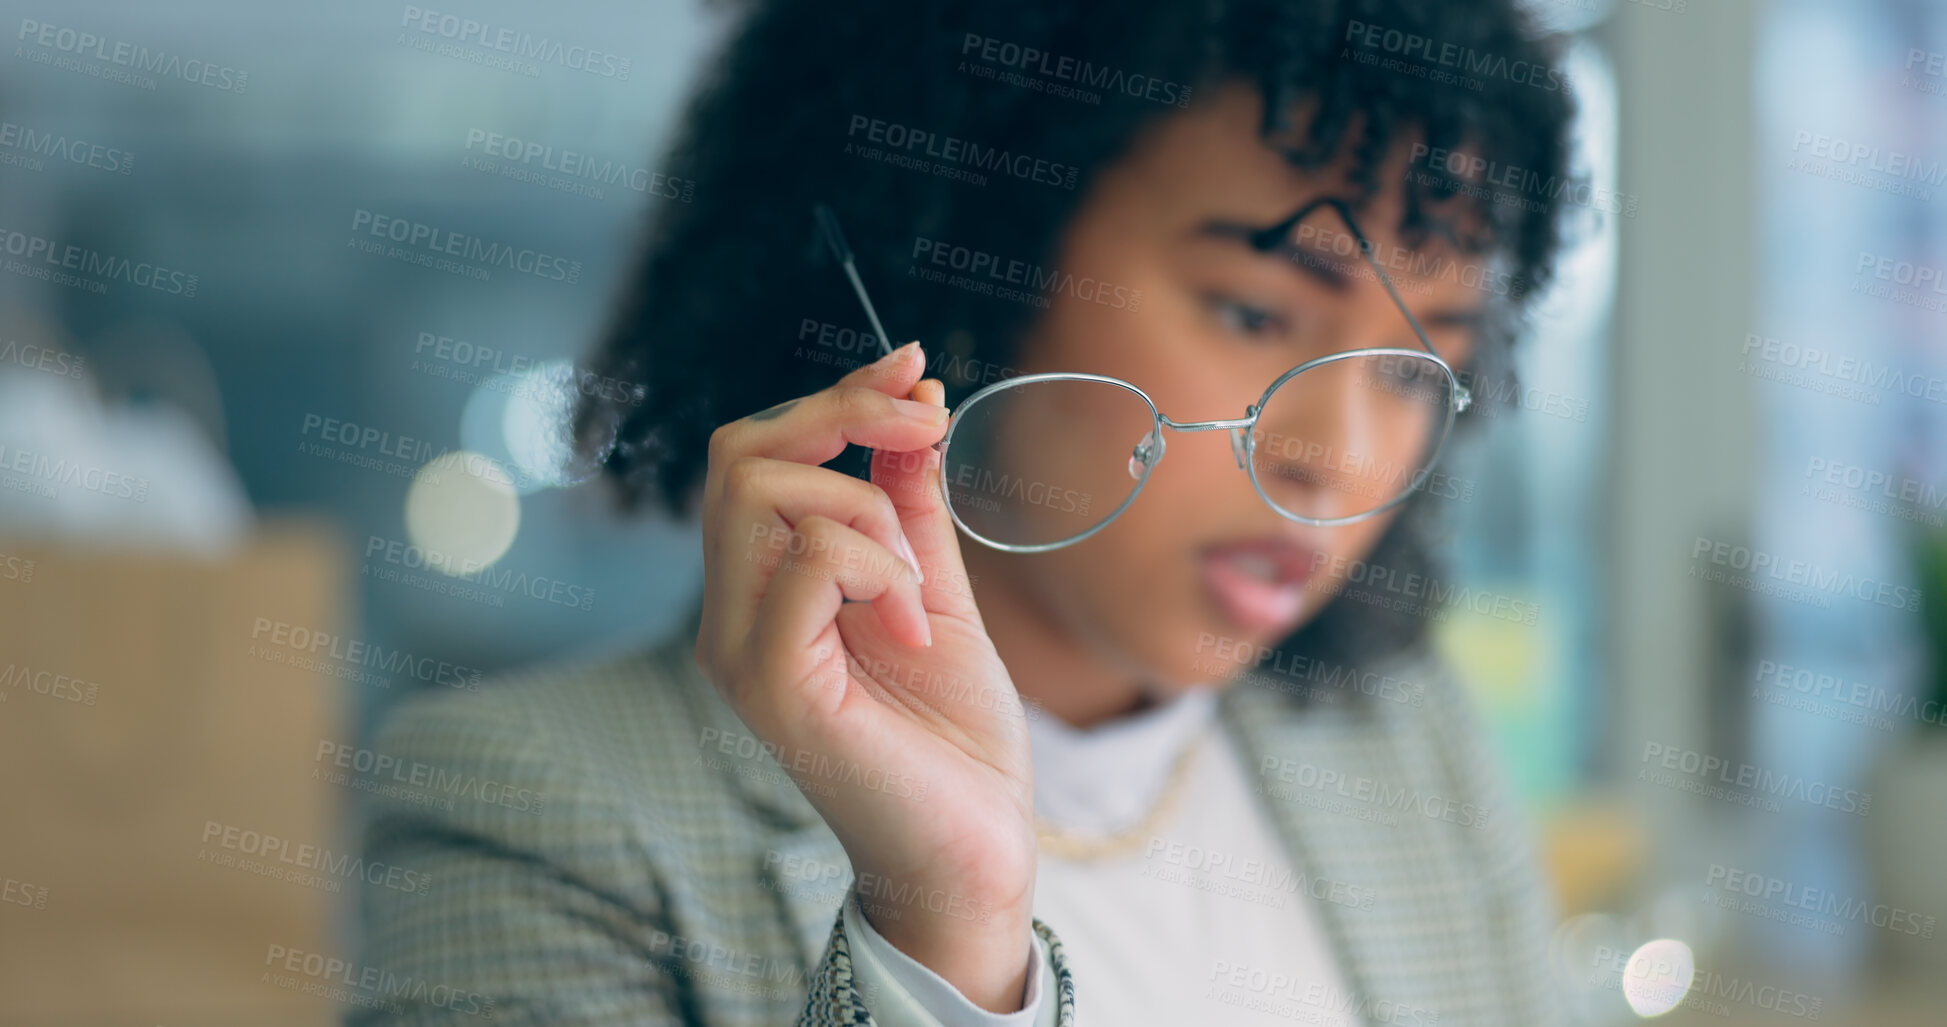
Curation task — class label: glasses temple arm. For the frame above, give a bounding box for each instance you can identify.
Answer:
[812,203,895,358]
[1329,201,1475,413]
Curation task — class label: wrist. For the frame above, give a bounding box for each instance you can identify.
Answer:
[858,892,1036,1014]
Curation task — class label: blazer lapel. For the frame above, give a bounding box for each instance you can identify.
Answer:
[760,820,852,971]
[654,627,852,974]
[658,621,853,971]
[664,620,831,830]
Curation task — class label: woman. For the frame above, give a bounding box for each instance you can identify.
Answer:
[353,0,1575,1024]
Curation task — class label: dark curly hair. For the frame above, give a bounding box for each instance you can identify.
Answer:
[579,0,1576,690]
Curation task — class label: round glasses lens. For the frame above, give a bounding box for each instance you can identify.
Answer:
[942,377,1156,549]
[1248,352,1455,522]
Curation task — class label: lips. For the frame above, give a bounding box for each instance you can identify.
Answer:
[1197,537,1319,635]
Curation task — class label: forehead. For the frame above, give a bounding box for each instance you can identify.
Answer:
[1109,79,1491,298]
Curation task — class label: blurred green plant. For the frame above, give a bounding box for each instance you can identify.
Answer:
[1915,527,1947,730]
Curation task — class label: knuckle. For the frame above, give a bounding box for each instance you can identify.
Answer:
[706,421,739,466]
[830,385,879,420]
[721,456,766,497]
[793,514,835,542]
[791,517,842,562]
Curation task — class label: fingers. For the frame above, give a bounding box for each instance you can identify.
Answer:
[741,515,931,719]
[695,342,948,701]
[702,347,946,552]
[872,377,984,625]
[839,339,929,396]
[708,457,923,654]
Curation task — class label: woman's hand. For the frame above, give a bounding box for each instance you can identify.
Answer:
[694,341,1038,1014]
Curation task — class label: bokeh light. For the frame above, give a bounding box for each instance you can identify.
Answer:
[404,450,522,575]
[1621,938,1695,1018]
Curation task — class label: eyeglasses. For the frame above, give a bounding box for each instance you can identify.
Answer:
[812,197,1472,553]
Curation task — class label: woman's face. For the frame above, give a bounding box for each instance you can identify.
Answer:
[960,81,1486,697]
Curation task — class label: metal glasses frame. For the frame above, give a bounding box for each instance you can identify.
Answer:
[811,196,1474,553]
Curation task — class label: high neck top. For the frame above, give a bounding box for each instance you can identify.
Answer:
[1024,687,1222,835]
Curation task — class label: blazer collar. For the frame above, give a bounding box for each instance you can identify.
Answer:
[659,597,827,831]
[656,600,848,967]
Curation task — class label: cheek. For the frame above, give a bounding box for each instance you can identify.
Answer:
[1032,520,1212,686]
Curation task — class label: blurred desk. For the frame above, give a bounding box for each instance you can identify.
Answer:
[0,524,351,1026]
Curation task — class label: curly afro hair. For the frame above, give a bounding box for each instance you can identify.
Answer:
[580,0,1577,687]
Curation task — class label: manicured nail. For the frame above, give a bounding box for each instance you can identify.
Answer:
[892,397,948,423]
[877,340,921,366]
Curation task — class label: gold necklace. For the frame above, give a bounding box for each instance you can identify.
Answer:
[1033,728,1208,862]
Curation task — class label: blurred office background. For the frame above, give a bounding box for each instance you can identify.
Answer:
[1,0,1943,1022]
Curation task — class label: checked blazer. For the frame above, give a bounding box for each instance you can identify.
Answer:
[347,602,1567,1026]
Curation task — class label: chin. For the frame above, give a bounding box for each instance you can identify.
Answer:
[1185,598,1324,686]
[1120,608,1268,692]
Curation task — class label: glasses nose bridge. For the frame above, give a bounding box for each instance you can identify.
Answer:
[1156,409,1259,471]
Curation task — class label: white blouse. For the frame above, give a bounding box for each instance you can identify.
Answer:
[844,687,1360,1026]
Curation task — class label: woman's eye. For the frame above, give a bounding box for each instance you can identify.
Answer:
[1208,296,1285,340]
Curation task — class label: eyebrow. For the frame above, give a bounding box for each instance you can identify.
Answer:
[1192,217,1486,331]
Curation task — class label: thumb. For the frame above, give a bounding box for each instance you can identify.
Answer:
[871,374,983,625]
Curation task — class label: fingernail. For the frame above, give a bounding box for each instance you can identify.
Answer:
[892,397,948,423]
[877,340,921,366]
[895,530,925,584]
